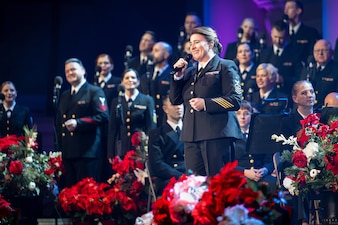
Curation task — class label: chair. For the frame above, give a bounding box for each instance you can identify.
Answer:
[144,160,157,212]
[272,152,282,187]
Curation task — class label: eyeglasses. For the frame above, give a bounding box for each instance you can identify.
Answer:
[313,49,330,54]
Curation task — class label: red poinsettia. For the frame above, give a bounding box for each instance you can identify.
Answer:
[58,132,149,223]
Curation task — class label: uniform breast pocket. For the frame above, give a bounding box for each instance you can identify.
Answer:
[202,74,220,86]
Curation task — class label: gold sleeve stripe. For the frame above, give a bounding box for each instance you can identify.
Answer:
[211,97,234,109]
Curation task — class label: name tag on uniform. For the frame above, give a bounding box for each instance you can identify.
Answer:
[106,84,116,88]
[134,104,147,109]
[283,62,293,66]
[322,77,334,82]
[161,81,170,85]
[205,71,219,76]
[77,101,87,105]
[297,39,308,44]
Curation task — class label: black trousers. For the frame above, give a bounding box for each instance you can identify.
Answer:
[184,138,234,176]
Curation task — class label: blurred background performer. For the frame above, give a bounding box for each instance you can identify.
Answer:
[0,81,32,137]
[139,41,173,126]
[170,26,242,176]
[107,68,157,160]
[94,53,121,182]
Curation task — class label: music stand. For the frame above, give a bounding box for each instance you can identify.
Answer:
[246,113,287,154]
[261,97,289,114]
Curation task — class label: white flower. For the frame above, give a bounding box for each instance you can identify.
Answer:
[283,177,296,196]
[134,168,148,185]
[302,142,319,163]
[224,205,248,225]
[310,169,321,178]
[28,182,36,191]
[25,156,33,163]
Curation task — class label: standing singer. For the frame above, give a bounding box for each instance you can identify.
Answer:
[170,26,242,176]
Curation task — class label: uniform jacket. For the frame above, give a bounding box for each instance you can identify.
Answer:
[259,44,303,94]
[107,92,157,158]
[239,63,258,101]
[56,82,109,159]
[139,66,171,126]
[148,122,185,195]
[94,76,121,111]
[300,59,338,109]
[169,55,243,142]
[289,23,320,63]
[127,56,148,77]
[0,104,32,137]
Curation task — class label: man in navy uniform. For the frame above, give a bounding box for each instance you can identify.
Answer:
[139,41,173,126]
[148,94,185,196]
[56,58,109,188]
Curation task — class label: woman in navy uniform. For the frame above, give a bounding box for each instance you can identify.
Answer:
[56,58,109,188]
[170,26,242,176]
[0,81,32,137]
[107,68,157,160]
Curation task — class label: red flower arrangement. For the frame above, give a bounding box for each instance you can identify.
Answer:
[0,194,15,224]
[273,113,338,197]
[58,131,149,224]
[149,161,284,225]
[0,126,63,198]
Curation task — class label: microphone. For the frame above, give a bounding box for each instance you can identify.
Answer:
[116,84,125,123]
[306,55,316,81]
[282,14,289,24]
[170,54,192,75]
[0,93,5,103]
[237,28,243,43]
[0,93,4,120]
[95,66,102,78]
[125,45,133,60]
[54,76,63,89]
[53,76,63,109]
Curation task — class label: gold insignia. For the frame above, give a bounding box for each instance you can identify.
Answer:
[297,40,308,44]
[160,81,170,85]
[322,77,334,82]
[77,101,86,104]
[205,71,219,75]
[134,104,147,109]
[211,97,234,109]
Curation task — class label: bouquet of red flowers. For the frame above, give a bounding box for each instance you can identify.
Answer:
[0,126,63,198]
[273,113,338,197]
[150,161,284,225]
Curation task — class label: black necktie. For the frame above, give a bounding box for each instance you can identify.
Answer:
[316,66,322,73]
[276,49,280,56]
[128,99,133,109]
[72,89,76,95]
[241,71,247,80]
[99,80,105,88]
[152,70,160,80]
[176,126,181,136]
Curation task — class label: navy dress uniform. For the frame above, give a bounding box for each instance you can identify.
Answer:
[148,122,185,196]
[170,55,243,176]
[300,59,338,109]
[0,104,32,137]
[107,91,157,159]
[139,66,171,126]
[56,82,109,187]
